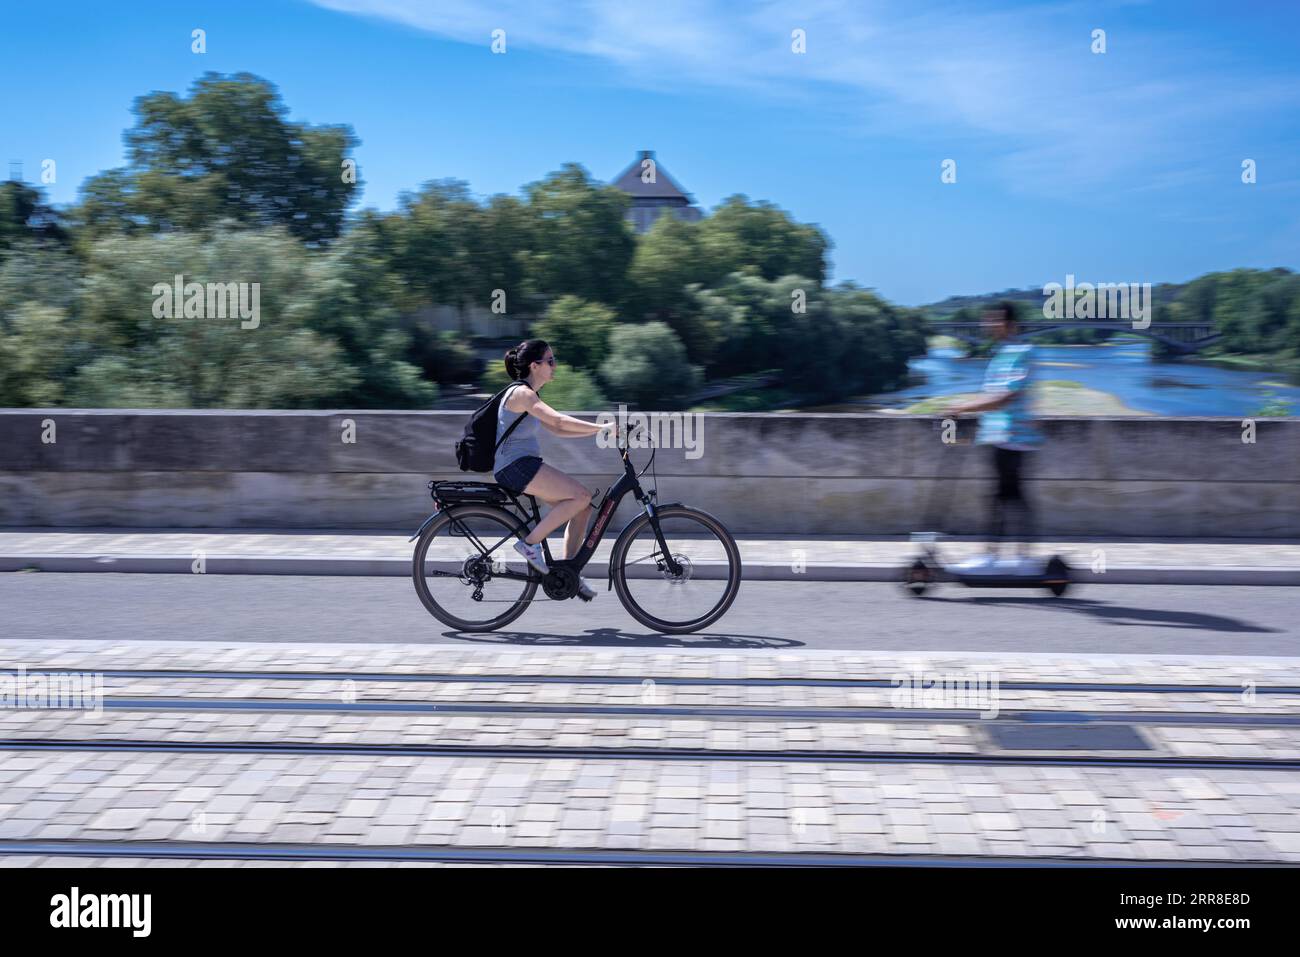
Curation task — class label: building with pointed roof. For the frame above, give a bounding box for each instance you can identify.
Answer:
[611,150,703,234]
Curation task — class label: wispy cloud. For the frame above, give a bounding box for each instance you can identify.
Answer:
[308,0,1300,195]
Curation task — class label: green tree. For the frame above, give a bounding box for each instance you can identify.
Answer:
[524,164,635,305]
[379,180,482,311]
[533,296,616,373]
[69,228,376,408]
[69,170,141,246]
[0,182,66,252]
[599,321,701,409]
[0,304,74,406]
[0,243,91,405]
[691,272,794,377]
[311,212,452,404]
[480,360,607,410]
[624,215,727,364]
[1252,272,1300,354]
[1285,291,1300,359]
[760,278,929,402]
[73,73,358,245]
[684,274,926,401]
[696,195,829,284]
[825,283,930,394]
[0,241,82,314]
[470,194,539,311]
[626,213,707,317]
[407,330,481,385]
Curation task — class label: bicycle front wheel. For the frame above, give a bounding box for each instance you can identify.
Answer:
[412,504,538,631]
[610,505,741,634]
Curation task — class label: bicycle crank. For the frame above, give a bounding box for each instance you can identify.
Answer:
[542,566,579,601]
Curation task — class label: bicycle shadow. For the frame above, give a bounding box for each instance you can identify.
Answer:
[442,626,804,650]
[918,595,1279,634]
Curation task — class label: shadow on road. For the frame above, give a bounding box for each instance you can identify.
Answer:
[927,595,1280,633]
[443,625,804,649]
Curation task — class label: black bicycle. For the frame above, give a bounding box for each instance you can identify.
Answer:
[410,426,741,634]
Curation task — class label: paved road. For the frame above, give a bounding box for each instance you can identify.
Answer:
[1,573,1296,656]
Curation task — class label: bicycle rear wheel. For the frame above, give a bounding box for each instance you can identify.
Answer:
[412,504,538,631]
[610,505,741,634]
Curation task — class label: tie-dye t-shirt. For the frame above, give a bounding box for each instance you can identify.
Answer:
[975,342,1042,449]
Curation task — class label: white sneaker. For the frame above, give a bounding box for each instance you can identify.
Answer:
[954,553,998,572]
[998,555,1043,575]
[514,540,549,575]
[576,576,597,602]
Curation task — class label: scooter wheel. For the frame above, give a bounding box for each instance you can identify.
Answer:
[1044,556,1071,597]
[903,558,931,597]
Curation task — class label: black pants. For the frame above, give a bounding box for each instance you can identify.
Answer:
[989,446,1036,545]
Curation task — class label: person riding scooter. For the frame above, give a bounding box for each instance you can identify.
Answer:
[944,301,1042,571]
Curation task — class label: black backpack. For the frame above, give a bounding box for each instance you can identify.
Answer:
[454,381,540,473]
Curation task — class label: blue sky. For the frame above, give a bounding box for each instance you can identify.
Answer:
[3,0,1298,304]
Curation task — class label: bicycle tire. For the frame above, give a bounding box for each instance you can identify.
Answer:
[609,505,741,634]
[411,504,538,631]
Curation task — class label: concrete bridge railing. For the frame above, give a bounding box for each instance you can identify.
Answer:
[0,411,1296,537]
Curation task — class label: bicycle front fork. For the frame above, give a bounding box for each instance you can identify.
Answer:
[642,499,683,577]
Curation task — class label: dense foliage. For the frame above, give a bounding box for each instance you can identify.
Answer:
[0,74,959,410]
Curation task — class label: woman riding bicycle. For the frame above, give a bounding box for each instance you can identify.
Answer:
[494,338,614,601]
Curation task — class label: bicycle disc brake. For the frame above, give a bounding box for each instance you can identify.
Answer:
[659,553,693,584]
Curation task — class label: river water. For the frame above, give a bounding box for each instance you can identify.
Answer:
[869,339,1300,416]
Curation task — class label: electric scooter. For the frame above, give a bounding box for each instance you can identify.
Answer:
[901,419,1071,598]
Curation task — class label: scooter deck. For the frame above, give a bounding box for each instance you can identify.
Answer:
[946,571,1068,588]
[938,556,1069,588]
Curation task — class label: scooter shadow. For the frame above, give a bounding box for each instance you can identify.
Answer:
[442,626,805,650]
[919,594,1278,634]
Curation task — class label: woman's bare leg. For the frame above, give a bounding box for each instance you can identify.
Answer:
[563,502,593,560]
[520,464,589,548]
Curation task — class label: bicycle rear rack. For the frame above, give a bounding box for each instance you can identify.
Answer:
[429,480,512,506]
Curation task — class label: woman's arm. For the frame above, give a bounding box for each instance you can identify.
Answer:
[506,386,609,437]
[549,414,611,437]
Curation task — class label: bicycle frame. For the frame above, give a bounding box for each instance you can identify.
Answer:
[418,440,684,586]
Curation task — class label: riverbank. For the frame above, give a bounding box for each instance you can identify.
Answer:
[926,334,965,350]
[694,341,1299,416]
[891,380,1151,415]
[1190,351,1300,380]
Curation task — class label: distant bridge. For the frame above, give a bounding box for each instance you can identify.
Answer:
[929,320,1221,355]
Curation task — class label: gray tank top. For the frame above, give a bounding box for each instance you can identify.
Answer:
[494,382,543,472]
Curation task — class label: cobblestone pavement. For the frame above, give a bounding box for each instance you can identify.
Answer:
[30,675,1300,714]
[8,639,1300,683]
[1,641,1298,866]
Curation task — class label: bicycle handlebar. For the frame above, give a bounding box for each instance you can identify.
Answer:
[613,423,656,477]
[614,423,648,452]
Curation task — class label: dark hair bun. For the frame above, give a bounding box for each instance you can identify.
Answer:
[503,339,550,382]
